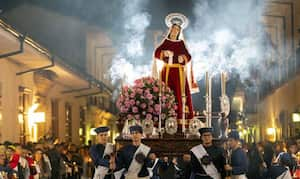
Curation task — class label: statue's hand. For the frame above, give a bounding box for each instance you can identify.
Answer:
[163,50,173,57]
[178,55,185,64]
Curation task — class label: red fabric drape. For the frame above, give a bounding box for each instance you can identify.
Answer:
[155,39,194,119]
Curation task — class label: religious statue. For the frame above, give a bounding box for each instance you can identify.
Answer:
[153,13,197,122]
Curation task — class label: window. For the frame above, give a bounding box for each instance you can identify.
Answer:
[18,87,33,144]
[79,106,86,144]
[51,99,59,138]
[65,103,72,142]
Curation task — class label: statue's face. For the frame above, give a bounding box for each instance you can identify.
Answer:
[169,25,181,40]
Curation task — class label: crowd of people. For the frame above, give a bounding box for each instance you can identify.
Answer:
[0,126,300,179]
[0,139,93,179]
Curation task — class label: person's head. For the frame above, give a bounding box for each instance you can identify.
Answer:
[34,148,43,162]
[168,24,181,40]
[23,146,33,158]
[6,146,14,158]
[183,153,191,162]
[296,139,300,150]
[0,145,6,165]
[228,130,240,149]
[14,144,23,155]
[199,128,213,147]
[287,139,297,154]
[274,142,283,153]
[257,142,264,152]
[68,143,78,153]
[94,126,110,145]
[279,152,292,167]
[130,125,143,144]
[149,152,157,160]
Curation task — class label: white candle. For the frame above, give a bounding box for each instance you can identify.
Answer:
[206,72,209,96]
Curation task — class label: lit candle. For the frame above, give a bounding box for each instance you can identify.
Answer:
[221,72,224,96]
[158,70,162,134]
[206,72,209,96]
[159,70,162,94]
[224,72,226,95]
[208,76,212,127]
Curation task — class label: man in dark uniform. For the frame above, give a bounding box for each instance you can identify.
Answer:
[190,127,226,179]
[148,152,163,179]
[224,130,248,179]
[89,126,115,179]
[267,152,293,179]
[115,125,152,179]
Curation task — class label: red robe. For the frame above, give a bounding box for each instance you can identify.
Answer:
[154,38,194,119]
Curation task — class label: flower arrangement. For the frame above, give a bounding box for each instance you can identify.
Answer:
[116,77,177,122]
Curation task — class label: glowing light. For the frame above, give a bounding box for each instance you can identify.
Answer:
[18,113,23,124]
[29,103,39,113]
[30,112,45,123]
[27,103,45,142]
[239,132,243,137]
[266,128,276,135]
[292,113,300,122]
[90,128,97,136]
[236,120,242,125]
[233,97,244,112]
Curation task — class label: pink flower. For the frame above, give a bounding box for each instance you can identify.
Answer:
[144,89,150,95]
[120,106,128,113]
[130,99,135,105]
[122,86,129,91]
[140,103,147,109]
[127,114,133,119]
[166,103,170,108]
[148,100,154,105]
[125,100,131,108]
[174,105,178,110]
[123,92,129,97]
[135,81,144,88]
[146,113,152,120]
[132,106,138,113]
[116,77,177,123]
[147,107,154,113]
[135,114,140,120]
[147,78,154,83]
[136,88,143,94]
[134,79,142,84]
[146,94,153,100]
[130,92,136,98]
[153,86,159,92]
[146,93,153,99]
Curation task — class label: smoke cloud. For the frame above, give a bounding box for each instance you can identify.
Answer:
[109,0,152,85]
[186,0,272,86]
[109,0,277,91]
